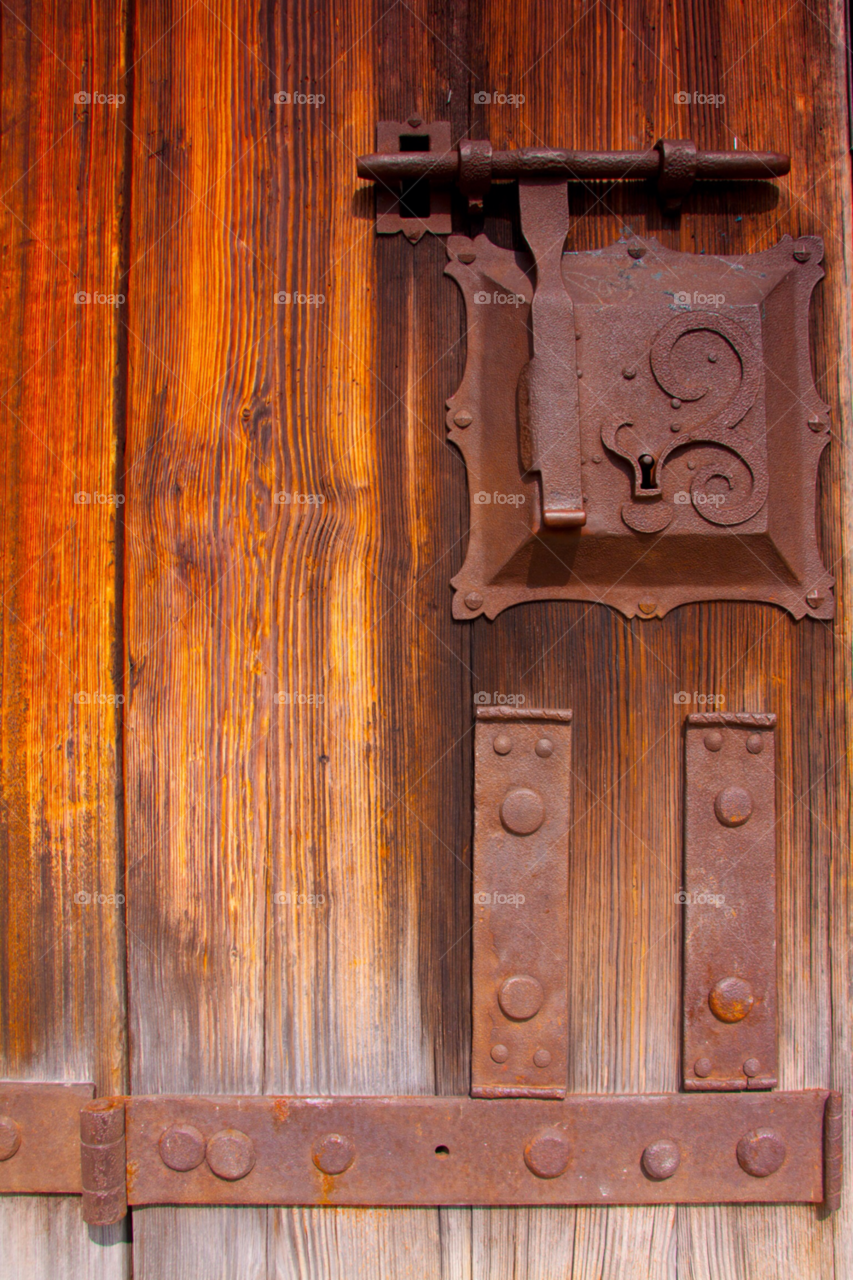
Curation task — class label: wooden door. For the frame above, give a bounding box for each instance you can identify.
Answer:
[1,2,851,1276]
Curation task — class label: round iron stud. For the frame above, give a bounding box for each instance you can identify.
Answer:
[313,1133,356,1176]
[524,1128,571,1178]
[159,1123,206,1172]
[206,1128,255,1181]
[641,1139,681,1181]
[498,975,544,1021]
[736,1129,786,1177]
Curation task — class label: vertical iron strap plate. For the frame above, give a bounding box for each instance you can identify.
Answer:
[472,707,572,1097]
[0,1081,94,1193]
[683,712,777,1090]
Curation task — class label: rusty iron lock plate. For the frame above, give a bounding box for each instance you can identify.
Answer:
[447,231,832,622]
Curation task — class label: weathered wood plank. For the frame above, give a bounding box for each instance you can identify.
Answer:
[0,0,128,1273]
[123,1,277,1273]
[266,0,472,1273]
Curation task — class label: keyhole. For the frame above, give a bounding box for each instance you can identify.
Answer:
[638,454,656,489]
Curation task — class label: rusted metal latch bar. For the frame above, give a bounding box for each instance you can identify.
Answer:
[0,1084,842,1221]
[358,126,790,530]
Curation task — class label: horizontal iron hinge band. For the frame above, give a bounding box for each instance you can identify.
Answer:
[0,1085,842,1220]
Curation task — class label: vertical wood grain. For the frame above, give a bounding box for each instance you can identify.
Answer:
[123,1,276,1274]
[0,0,128,1274]
[266,0,472,1273]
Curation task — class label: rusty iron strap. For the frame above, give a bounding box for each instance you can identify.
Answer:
[472,707,572,1097]
[683,713,777,1090]
[128,1091,832,1207]
[0,1085,841,1216]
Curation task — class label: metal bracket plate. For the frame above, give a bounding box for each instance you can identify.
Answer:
[0,1081,93,1193]
[446,232,832,621]
[472,707,572,1097]
[682,713,777,1091]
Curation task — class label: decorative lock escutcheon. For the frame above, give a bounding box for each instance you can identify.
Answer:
[357,125,833,621]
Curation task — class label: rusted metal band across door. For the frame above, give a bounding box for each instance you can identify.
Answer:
[472,707,572,1097]
[129,1090,829,1206]
[0,1085,839,1212]
[682,712,777,1090]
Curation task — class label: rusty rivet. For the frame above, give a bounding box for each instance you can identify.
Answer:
[524,1128,571,1178]
[206,1129,255,1181]
[405,228,421,242]
[746,733,763,754]
[638,598,657,616]
[491,1044,509,1063]
[670,398,682,409]
[457,250,476,264]
[493,733,513,755]
[736,1129,786,1177]
[641,1139,681,1181]
[670,422,681,432]
[576,369,583,377]
[453,410,473,428]
[704,731,723,752]
[793,244,811,262]
[465,591,483,611]
[500,787,545,835]
[499,975,544,1021]
[313,1132,356,1176]
[806,589,823,609]
[743,1058,761,1077]
[407,114,423,128]
[709,976,754,1024]
[694,1057,713,1078]
[159,1123,206,1172]
[628,244,646,259]
[0,1117,21,1162]
[534,737,554,758]
[533,1048,552,1068]
[708,352,718,363]
[714,785,753,827]
[808,415,823,431]
[592,453,603,463]
[622,367,637,379]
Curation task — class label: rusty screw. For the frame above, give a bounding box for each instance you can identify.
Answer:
[703,731,723,752]
[709,976,754,1024]
[524,1128,571,1179]
[457,250,477,264]
[493,733,513,755]
[534,737,554,758]
[500,787,545,835]
[641,1139,681,1180]
[491,1044,509,1063]
[465,591,484,611]
[0,1116,21,1162]
[313,1133,356,1176]
[453,410,473,428]
[407,115,423,128]
[806,589,824,609]
[793,243,811,262]
[532,1049,552,1068]
[628,244,646,259]
[746,734,764,754]
[714,785,753,828]
[159,1123,206,1172]
[498,975,544,1021]
[743,1058,761,1077]
[694,1057,713,1078]
[736,1129,786,1177]
[206,1128,255,1181]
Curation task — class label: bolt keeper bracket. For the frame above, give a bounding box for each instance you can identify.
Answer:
[0,1083,842,1222]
